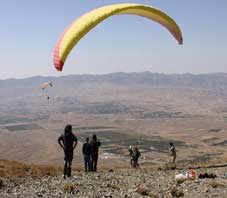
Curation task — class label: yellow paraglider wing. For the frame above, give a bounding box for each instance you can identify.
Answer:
[53,3,183,71]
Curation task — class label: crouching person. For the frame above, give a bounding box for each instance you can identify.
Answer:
[58,124,77,178]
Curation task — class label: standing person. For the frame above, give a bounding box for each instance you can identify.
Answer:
[133,144,141,168]
[82,137,92,172]
[90,134,101,172]
[128,145,136,168]
[58,124,77,178]
[169,142,176,165]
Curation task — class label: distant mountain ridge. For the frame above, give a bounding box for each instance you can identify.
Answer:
[1,72,227,90]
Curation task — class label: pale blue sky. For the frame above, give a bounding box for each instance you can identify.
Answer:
[0,0,227,79]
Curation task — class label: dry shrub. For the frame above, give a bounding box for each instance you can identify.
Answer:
[28,164,60,177]
[64,183,76,193]
[159,163,176,171]
[111,184,121,190]
[170,186,184,197]
[157,166,162,171]
[149,193,159,198]
[175,178,186,185]
[136,187,149,196]
[0,160,61,178]
[107,183,121,190]
[210,181,226,188]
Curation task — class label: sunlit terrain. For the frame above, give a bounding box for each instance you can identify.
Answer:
[1,72,227,167]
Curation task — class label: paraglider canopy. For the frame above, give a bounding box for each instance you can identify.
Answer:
[41,82,53,100]
[53,3,183,71]
[41,82,53,90]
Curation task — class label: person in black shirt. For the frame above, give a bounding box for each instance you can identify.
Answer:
[90,134,101,172]
[58,124,77,178]
[133,145,141,169]
[82,137,92,172]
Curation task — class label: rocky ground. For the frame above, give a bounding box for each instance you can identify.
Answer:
[1,165,227,198]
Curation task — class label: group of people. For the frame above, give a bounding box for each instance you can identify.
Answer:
[82,135,101,172]
[128,142,176,169]
[58,124,101,178]
[58,124,177,177]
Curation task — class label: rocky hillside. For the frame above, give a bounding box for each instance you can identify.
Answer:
[1,160,227,198]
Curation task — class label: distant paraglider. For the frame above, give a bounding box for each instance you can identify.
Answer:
[41,82,53,100]
[53,3,183,71]
[41,82,53,90]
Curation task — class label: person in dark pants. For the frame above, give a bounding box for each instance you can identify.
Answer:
[90,134,101,172]
[128,145,136,168]
[133,145,141,169]
[82,137,92,172]
[58,124,77,178]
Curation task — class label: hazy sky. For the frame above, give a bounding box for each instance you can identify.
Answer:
[1,0,227,79]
